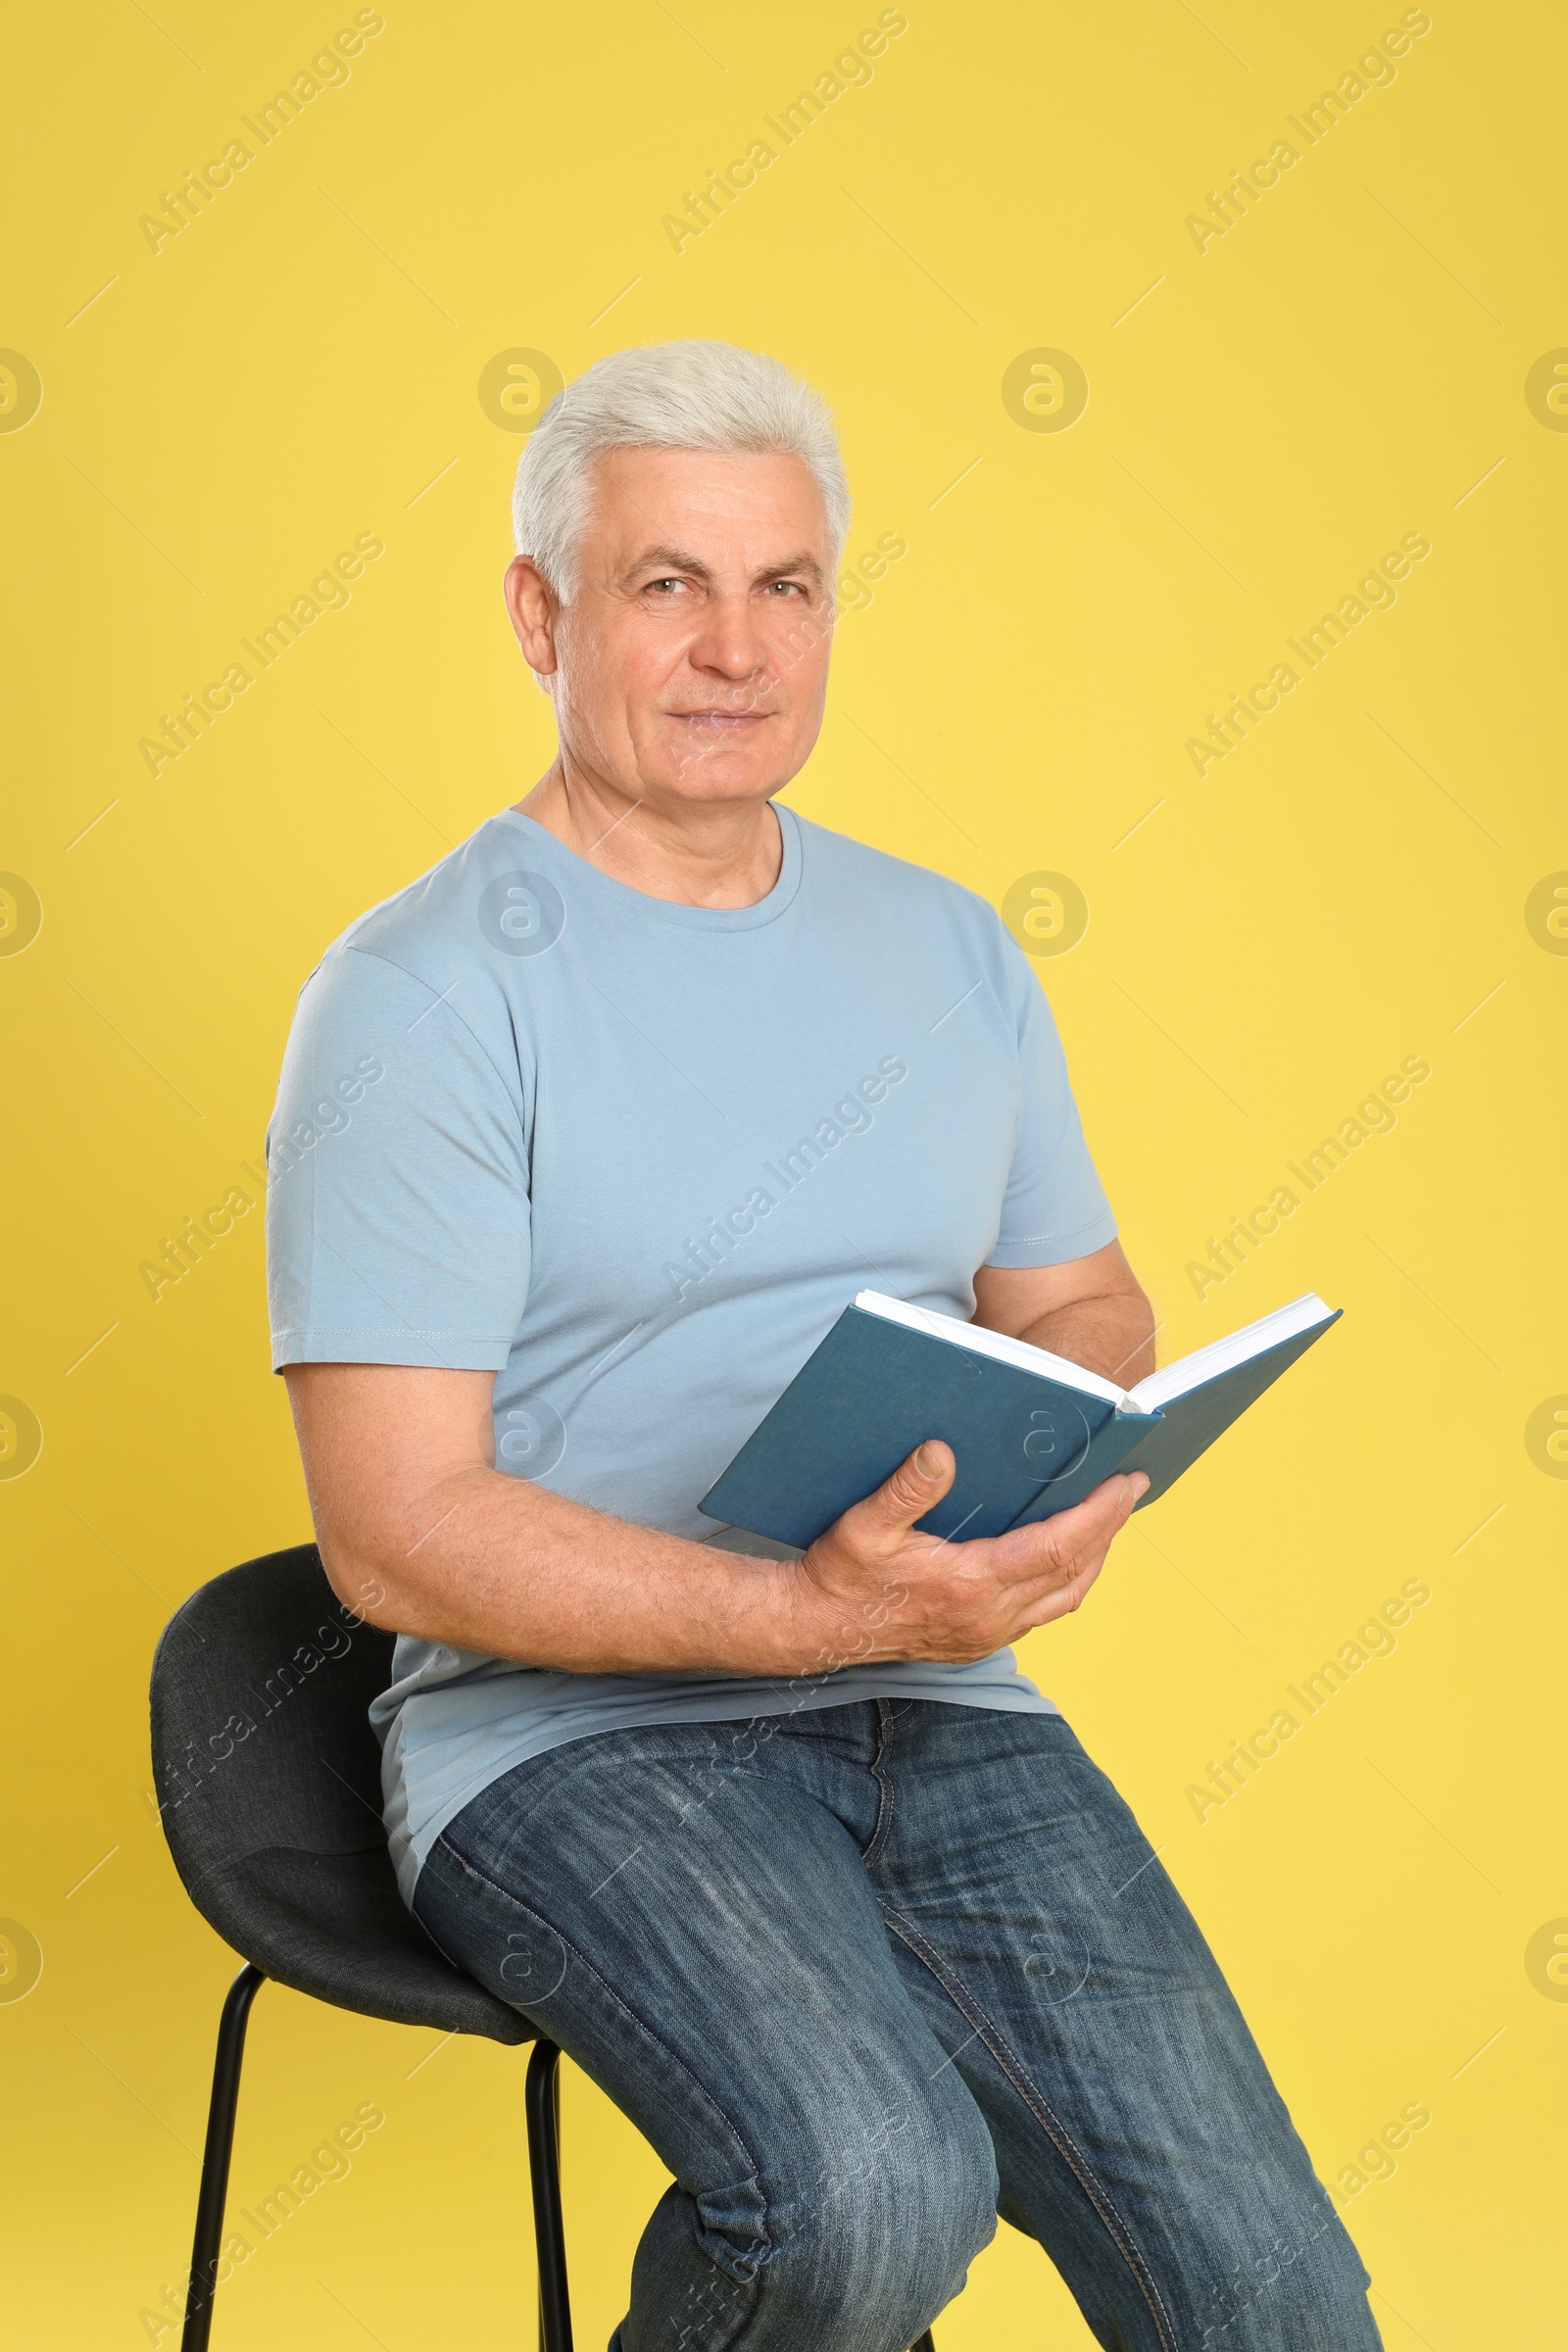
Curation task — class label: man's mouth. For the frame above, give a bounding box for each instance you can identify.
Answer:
[669,709,768,728]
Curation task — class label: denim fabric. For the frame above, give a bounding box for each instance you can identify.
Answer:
[415,1702,1380,2352]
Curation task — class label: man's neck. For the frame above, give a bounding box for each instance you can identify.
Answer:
[515,760,784,909]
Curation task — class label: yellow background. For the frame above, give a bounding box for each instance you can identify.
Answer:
[3,1,1563,2343]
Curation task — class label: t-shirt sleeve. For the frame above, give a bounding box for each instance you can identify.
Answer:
[987,941,1118,1268]
[266,945,531,1371]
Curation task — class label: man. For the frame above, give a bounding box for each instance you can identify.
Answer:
[270,341,1379,2350]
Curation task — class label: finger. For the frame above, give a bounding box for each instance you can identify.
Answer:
[1020,1548,1107,1629]
[1004,1538,1115,1619]
[846,1439,956,1544]
[995,1470,1147,1578]
[1078,1468,1149,1531]
[989,1475,1146,1606]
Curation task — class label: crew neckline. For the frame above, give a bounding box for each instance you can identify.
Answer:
[493,802,805,932]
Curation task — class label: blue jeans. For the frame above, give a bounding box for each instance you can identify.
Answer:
[414,1702,1379,2352]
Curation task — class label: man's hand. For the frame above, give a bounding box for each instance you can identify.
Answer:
[795,1442,1148,1669]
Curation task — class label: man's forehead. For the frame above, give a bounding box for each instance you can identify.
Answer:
[586,445,829,560]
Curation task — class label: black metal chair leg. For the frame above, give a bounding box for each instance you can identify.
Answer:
[526,2038,573,2352]
[181,1963,266,2351]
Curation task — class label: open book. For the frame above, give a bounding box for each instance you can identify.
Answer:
[701,1290,1342,1549]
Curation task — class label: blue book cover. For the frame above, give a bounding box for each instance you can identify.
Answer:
[700,1291,1342,1552]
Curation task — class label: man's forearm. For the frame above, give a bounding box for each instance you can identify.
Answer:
[1015,1289,1156,1390]
[318,1464,826,1677]
[288,1362,831,1678]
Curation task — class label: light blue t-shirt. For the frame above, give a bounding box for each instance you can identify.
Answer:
[267,805,1118,1899]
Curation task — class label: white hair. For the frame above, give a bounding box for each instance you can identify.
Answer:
[511,340,850,598]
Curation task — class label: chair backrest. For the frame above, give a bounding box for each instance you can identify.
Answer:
[150,1544,526,2043]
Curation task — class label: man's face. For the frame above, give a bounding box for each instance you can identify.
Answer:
[509,445,835,807]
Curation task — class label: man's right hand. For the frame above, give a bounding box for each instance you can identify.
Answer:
[794,1442,1149,1670]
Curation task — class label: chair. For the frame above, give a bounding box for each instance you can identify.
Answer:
[151,1544,938,2351]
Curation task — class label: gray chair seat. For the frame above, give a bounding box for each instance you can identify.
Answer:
[151,1541,524,2040]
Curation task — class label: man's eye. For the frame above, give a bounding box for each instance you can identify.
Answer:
[766,579,808,598]
[646,576,686,595]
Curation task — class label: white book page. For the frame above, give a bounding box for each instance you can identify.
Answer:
[1128,1293,1335,1412]
[853,1292,1135,1409]
[853,1289,1336,1419]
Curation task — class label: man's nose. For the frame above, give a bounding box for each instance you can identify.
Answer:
[688,590,767,681]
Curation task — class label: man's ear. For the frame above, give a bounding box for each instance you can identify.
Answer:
[504,557,559,678]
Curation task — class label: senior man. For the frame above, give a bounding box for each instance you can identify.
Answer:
[270,341,1379,2351]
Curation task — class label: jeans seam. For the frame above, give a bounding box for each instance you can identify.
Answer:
[860,1700,902,1868]
[878,1900,1181,2352]
[426,1832,772,2258]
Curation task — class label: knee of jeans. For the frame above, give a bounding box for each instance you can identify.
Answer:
[757,2097,999,2338]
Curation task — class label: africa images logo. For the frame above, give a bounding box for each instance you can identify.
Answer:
[478,871,567,957]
